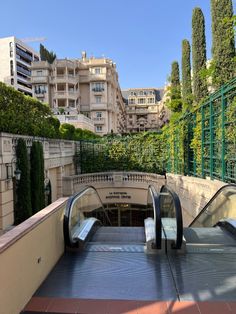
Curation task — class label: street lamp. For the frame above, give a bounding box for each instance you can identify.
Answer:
[6,157,21,181]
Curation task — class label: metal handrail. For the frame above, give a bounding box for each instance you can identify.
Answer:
[63,185,110,247]
[160,185,183,249]
[147,185,162,249]
[189,183,236,227]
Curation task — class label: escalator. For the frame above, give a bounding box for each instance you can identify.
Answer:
[63,185,163,253]
[33,183,236,303]
[159,184,236,254]
[159,184,236,301]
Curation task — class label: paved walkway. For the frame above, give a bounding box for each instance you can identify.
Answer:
[23,297,236,313]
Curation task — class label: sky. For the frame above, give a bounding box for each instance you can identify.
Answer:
[0,0,235,89]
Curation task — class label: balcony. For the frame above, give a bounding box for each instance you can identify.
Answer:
[31,75,49,84]
[90,103,108,111]
[17,66,31,77]
[92,87,105,93]
[54,91,79,100]
[93,117,105,124]
[51,75,78,84]
[89,73,107,81]
[16,47,33,62]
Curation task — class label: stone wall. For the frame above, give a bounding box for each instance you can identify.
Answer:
[0,133,76,232]
[166,173,226,225]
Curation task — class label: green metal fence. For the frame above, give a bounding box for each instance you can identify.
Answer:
[167,77,236,183]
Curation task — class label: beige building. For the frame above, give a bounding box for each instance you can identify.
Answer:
[122,88,169,132]
[31,52,126,135]
[0,36,39,96]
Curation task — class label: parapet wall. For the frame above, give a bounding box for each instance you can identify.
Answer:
[0,198,67,314]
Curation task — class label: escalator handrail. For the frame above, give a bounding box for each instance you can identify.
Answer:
[160,185,183,250]
[148,185,162,249]
[189,183,236,227]
[63,185,108,247]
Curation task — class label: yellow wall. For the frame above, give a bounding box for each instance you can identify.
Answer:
[0,198,67,314]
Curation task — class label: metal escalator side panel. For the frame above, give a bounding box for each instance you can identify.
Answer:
[189,184,236,228]
[147,185,162,250]
[63,185,105,248]
[160,185,183,251]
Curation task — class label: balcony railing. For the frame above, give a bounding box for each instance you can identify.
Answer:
[17,66,31,77]
[93,117,105,124]
[92,87,104,92]
[16,47,33,62]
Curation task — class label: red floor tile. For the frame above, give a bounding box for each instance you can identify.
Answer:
[76,299,109,314]
[46,298,80,313]
[107,300,139,314]
[137,301,168,314]
[227,302,236,312]
[197,301,231,314]
[167,301,200,314]
[23,297,52,312]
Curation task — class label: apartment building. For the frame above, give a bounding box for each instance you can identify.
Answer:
[122,88,169,132]
[31,52,126,135]
[0,36,39,96]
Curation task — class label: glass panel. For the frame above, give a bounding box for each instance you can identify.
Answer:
[191,185,236,227]
[69,187,103,240]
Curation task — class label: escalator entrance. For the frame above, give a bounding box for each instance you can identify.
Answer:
[84,203,153,227]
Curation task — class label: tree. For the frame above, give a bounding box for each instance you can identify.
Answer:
[166,61,182,112]
[211,0,235,87]
[0,82,59,138]
[30,142,45,214]
[40,44,56,64]
[181,39,193,111]
[192,7,208,103]
[60,123,76,140]
[15,139,32,224]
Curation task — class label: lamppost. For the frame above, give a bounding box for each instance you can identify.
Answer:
[6,157,21,181]
[44,174,51,206]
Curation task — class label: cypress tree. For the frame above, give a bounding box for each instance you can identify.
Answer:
[192,7,208,103]
[40,44,56,64]
[167,61,182,112]
[38,142,45,210]
[211,0,235,87]
[181,39,193,111]
[15,139,32,224]
[30,142,45,214]
[171,61,180,87]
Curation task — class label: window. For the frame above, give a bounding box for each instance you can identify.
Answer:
[34,85,47,94]
[92,82,104,92]
[96,112,102,118]
[148,98,154,103]
[95,68,101,74]
[139,91,144,96]
[129,98,135,104]
[36,70,43,76]
[11,78,14,85]
[10,60,14,76]
[95,96,102,103]
[138,98,145,104]
[96,126,102,132]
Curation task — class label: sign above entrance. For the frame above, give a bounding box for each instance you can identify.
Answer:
[106,191,131,200]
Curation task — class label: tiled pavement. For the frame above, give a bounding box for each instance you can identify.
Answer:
[23,297,236,314]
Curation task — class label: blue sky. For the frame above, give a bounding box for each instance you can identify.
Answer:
[0,0,235,89]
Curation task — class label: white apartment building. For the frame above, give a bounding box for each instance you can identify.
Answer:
[0,36,39,96]
[122,88,170,132]
[31,52,126,135]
